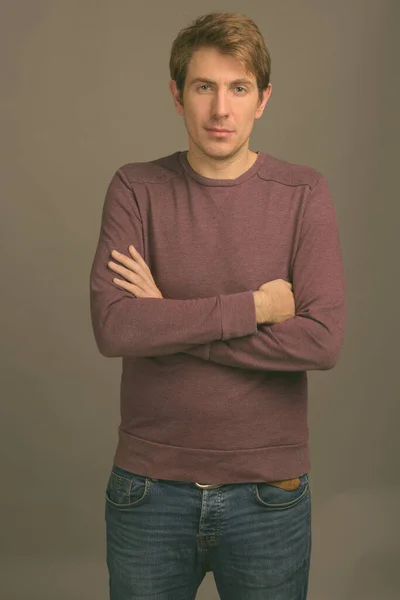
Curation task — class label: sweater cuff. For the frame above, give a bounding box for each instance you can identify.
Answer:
[219,290,257,340]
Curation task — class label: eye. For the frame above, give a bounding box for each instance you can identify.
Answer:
[198,84,211,92]
[235,87,246,93]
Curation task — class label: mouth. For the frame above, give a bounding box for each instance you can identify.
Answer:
[205,128,234,138]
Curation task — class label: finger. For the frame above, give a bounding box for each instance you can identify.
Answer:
[111,250,141,275]
[110,263,156,295]
[110,250,155,286]
[112,278,145,297]
[114,272,154,295]
[108,261,153,291]
[113,276,163,299]
[108,261,137,282]
[128,245,151,273]
[110,248,158,291]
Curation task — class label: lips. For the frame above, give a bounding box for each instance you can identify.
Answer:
[206,128,233,133]
[205,128,234,138]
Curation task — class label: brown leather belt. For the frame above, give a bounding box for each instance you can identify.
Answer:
[194,477,301,491]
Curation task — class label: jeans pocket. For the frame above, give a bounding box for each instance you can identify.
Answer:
[105,465,152,509]
[254,473,309,510]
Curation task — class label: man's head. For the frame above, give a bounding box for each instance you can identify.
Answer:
[169,12,272,162]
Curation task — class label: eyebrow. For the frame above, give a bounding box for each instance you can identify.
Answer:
[188,77,255,87]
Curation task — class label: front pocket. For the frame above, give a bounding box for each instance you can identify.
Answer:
[105,466,152,509]
[254,473,309,510]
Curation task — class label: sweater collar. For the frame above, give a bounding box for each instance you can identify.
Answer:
[178,150,267,187]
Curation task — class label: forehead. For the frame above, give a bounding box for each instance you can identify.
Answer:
[186,46,255,83]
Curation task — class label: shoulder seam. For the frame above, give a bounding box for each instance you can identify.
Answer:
[256,174,314,190]
[257,154,323,190]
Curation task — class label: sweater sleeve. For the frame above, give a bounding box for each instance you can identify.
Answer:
[89,168,257,358]
[184,176,346,371]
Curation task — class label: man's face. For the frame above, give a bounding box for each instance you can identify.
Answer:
[170,46,271,161]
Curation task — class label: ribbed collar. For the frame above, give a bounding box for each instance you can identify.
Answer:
[178,150,267,187]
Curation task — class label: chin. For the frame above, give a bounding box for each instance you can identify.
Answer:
[203,145,240,161]
[197,139,234,156]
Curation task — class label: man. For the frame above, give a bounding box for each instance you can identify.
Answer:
[90,11,346,600]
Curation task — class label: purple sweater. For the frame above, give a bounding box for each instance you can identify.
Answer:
[90,150,346,484]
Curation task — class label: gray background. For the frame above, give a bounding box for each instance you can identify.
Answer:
[1,1,399,598]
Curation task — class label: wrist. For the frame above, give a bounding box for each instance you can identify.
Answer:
[253,291,263,324]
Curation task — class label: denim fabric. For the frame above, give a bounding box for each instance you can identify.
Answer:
[105,465,311,599]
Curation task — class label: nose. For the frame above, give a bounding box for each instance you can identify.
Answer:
[211,90,229,120]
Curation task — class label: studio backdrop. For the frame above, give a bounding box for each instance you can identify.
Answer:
[1,1,399,599]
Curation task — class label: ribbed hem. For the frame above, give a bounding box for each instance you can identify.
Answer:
[113,429,310,484]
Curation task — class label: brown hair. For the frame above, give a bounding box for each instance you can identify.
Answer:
[169,12,271,105]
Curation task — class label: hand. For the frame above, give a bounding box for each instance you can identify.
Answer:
[253,279,295,325]
[108,245,163,298]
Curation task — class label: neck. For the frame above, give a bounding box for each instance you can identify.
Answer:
[186,146,258,180]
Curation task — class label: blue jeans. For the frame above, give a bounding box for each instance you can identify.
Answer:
[105,465,312,599]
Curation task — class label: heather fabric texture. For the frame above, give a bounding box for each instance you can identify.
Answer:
[90,151,346,484]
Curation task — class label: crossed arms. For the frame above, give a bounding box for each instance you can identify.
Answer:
[90,169,346,372]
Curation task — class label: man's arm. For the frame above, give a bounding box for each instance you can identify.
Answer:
[90,168,257,358]
[183,176,346,371]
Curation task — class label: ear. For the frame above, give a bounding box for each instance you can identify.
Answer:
[255,83,272,120]
[169,80,184,116]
